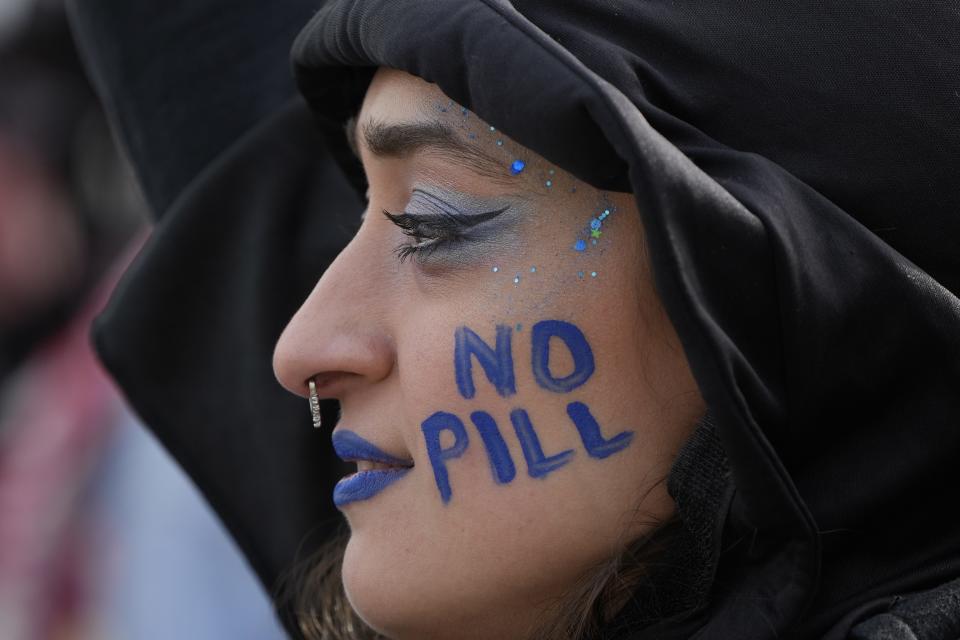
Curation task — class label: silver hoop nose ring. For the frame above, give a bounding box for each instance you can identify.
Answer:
[308,378,322,429]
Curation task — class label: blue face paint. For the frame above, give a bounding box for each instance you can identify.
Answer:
[531,320,596,393]
[470,411,516,484]
[454,325,516,399]
[566,401,634,459]
[510,408,574,478]
[421,411,470,504]
[411,319,629,506]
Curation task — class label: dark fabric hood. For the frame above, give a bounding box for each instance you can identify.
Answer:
[292,0,960,636]
[73,0,960,637]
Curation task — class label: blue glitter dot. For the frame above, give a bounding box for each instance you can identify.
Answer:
[496,139,503,146]
[546,180,553,187]
[590,218,601,230]
[578,271,585,279]
[591,271,598,278]
[574,239,587,252]
[592,239,598,245]
[489,126,496,132]
[516,323,523,332]
[510,159,526,175]
[492,266,499,273]
[514,275,521,284]
[530,266,537,273]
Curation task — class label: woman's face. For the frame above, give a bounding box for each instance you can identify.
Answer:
[274,68,704,639]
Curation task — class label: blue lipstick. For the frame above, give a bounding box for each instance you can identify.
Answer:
[334,468,411,507]
[332,430,414,466]
[332,431,413,507]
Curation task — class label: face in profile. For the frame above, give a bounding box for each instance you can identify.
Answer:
[273,67,704,639]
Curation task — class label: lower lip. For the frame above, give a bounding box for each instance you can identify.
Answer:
[333,468,412,508]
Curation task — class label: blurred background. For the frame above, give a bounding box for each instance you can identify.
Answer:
[0,1,287,638]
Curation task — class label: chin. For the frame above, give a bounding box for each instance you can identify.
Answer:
[341,533,426,639]
[340,535,532,640]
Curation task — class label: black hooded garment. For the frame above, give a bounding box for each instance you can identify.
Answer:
[67,1,960,638]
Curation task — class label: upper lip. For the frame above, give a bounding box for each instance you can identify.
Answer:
[332,430,414,468]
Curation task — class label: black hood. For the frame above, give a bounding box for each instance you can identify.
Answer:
[291,0,960,636]
[78,0,960,637]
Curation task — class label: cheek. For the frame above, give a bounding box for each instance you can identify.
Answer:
[384,316,665,545]
[343,328,587,626]
[389,234,672,523]
[345,209,699,635]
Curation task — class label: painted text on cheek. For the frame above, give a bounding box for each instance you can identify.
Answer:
[422,320,634,504]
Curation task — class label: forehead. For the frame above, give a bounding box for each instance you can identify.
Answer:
[355,69,547,190]
[360,68,442,123]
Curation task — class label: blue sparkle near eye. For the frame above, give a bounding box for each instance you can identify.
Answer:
[510,160,526,175]
[492,266,500,273]
[590,218,602,231]
[545,180,553,187]
[574,239,587,252]
[591,271,598,278]
[496,139,503,146]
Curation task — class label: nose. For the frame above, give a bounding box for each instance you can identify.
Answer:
[273,227,395,400]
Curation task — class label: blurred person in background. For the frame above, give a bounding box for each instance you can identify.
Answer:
[0,3,286,638]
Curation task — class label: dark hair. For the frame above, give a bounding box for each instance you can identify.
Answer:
[276,512,682,640]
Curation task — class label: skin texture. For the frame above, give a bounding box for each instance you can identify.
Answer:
[273,68,705,640]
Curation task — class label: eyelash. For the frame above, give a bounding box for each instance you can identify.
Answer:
[381,210,464,261]
[382,207,507,263]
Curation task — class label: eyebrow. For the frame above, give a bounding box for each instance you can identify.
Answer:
[345,116,514,182]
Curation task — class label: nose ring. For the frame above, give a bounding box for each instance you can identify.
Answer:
[308,378,322,428]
